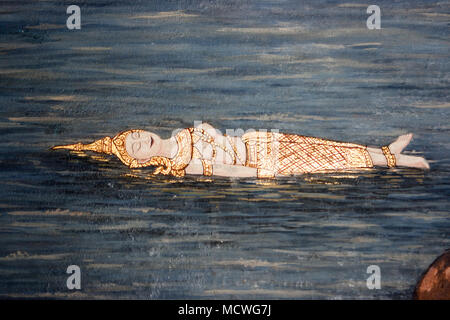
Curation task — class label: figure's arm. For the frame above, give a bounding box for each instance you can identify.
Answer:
[185,162,257,178]
[195,122,221,139]
[188,123,257,177]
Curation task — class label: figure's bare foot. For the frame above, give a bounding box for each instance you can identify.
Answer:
[397,154,430,169]
[368,133,430,170]
[389,133,413,155]
[417,157,430,170]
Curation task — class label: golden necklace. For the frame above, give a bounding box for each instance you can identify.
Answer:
[189,128,243,165]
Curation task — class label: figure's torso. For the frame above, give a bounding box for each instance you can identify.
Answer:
[190,130,246,166]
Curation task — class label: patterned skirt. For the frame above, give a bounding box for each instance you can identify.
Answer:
[242,131,374,178]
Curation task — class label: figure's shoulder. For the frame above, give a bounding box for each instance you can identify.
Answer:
[191,122,220,138]
[194,122,216,131]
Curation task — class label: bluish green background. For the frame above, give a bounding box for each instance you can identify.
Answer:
[0,0,449,299]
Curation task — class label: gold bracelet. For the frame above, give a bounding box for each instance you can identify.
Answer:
[201,159,213,176]
[381,146,396,168]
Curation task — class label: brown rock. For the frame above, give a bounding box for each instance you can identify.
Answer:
[413,249,450,300]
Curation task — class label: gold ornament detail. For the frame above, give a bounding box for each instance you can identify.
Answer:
[242,131,374,177]
[381,146,396,168]
[52,129,145,167]
[52,128,193,177]
[201,159,213,176]
[172,129,193,170]
[189,128,243,175]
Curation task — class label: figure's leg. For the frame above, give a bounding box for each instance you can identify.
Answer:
[388,133,413,154]
[367,133,430,169]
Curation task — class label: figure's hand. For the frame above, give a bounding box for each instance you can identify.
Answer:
[195,122,220,139]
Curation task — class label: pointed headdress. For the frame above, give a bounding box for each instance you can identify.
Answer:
[51,129,188,177]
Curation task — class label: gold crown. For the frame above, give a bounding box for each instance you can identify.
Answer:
[51,129,187,177]
[51,129,144,167]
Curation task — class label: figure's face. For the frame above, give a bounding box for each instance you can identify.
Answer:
[125,130,162,162]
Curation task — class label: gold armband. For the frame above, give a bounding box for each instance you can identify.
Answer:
[201,159,213,176]
[381,146,396,168]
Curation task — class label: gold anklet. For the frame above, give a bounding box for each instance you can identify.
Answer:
[381,146,396,168]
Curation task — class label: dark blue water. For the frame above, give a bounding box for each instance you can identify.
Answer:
[0,0,449,299]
